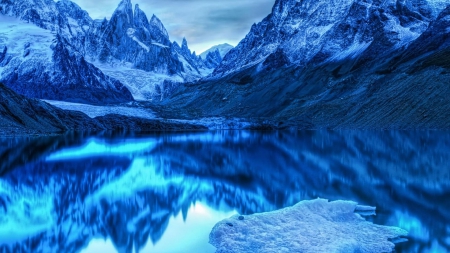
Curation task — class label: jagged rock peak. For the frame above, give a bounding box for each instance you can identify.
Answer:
[150,14,169,39]
[113,0,133,24]
[199,43,234,59]
[182,37,188,47]
[133,3,149,28]
[172,41,181,49]
[207,49,221,61]
[181,37,190,52]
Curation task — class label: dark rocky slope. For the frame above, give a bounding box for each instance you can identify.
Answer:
[0,82,102,135]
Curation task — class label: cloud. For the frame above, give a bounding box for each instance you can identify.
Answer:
[69,0,275,53]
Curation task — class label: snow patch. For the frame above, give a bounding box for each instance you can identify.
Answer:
[151,42,169,48]
[329,41,372,62]
[0,15,54,60]
[383,13,422,48]
[127,28,149,52]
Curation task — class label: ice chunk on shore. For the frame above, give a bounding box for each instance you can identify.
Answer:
[210,199,407,253]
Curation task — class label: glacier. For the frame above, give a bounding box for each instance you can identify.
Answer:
[210,199,408,253]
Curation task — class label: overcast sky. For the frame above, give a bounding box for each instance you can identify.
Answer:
[69,0,275,54]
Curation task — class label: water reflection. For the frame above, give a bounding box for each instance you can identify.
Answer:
[0,130,449,253]
[80,203,236,253]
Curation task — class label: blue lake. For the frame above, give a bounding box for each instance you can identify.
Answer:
[0,130,449,253]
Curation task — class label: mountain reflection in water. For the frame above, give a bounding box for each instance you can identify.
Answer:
[0,130,449,253]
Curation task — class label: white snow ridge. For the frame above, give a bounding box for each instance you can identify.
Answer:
[210,199,408,253]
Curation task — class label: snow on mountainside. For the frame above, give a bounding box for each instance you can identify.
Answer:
[44,100,156,119]
[0,0,217,102]
[0,0,59,30]
[0,15,133,104]
[212,0,450,78]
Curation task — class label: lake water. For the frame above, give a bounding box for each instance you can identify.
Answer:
[0,130,449,253]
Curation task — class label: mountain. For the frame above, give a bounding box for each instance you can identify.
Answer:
[211,0,448,78]
[199,43,234,59]
[0,0,217,103]
[162,0,450,129]
[92,1,180,74]
[85,0,217,100]
[0,3,134,104]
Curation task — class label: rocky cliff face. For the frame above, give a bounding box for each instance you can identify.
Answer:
[199,43,234,69]
[203,49,223,69]
[87,0,218,99]
[93,0,182,74]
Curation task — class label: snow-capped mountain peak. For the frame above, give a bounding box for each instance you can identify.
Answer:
[199,43,234,59]
[212,0,450,78]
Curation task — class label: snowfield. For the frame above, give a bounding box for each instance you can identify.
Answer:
[44,100,156,119]
[210,199,408,253]
[0,16,54,65]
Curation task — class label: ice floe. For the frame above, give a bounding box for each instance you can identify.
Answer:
[210,199,407,253]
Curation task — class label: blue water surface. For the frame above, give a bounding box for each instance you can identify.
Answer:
[0,130,449,253]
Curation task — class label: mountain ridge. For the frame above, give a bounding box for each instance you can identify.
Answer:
[161,0,450,129]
